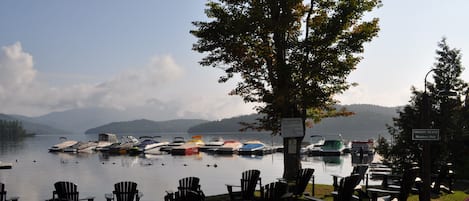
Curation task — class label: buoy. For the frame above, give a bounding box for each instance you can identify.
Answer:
[213,164,218,168]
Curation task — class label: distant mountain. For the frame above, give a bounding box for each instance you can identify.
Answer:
[23,104,212,134]
[188,104,400,140]
[85,119,209,134]
[187,114,263,133]
[0,114,67,135]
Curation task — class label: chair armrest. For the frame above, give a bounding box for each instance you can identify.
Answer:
[104,193,114,201]
[79,196,95,201]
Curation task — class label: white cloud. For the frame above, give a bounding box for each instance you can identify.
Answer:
[0,43,255,119]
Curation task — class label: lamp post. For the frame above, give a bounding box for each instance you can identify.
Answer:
[420,69,435,201]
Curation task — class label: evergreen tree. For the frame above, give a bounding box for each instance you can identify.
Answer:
[386,38,468,177]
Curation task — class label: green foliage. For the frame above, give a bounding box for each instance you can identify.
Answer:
[0,120,30,139]
[191,0,381,133]
[386,38,469,178]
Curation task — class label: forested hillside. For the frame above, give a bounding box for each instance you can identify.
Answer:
[188,104,400,140]
[85,119,209,134]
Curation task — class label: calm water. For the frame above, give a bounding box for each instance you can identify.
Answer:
[0,133,371,201]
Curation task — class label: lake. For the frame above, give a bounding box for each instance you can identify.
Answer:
[0,133,375,201]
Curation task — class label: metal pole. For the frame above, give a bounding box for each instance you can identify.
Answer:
[421,69,435,201]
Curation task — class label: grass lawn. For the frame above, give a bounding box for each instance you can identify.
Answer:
[205,184,469,201]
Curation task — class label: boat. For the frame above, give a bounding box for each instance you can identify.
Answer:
[238,140,266,155]
[301,135,325,156]
[63,141,98,153]
[160,136,186,152]
[129,136,169,155]
[108,136,140,155]
[200,136,224,151]
[77,141,98,153]
[351,139,375,155]
[215,140,243,154]
[49,137,78,152]
[95,133,119,151]
[171,135,204,155]
[320,135,345,156]
[0,161,13,169]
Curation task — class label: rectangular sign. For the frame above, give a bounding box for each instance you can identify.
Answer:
[281,118,304,138]
[412,129,440,141]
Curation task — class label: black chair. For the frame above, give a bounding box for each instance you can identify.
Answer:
[226,169,262,201]
[260,182,291,201]
[177,177,204,197]
[305,174,361,201]
[0,183,19,201]
[367,167,420,201]
[50,181,94,201]
[432,162,454,194]
[291,168,315,197]
[105,181,143,201]
[164,190,204,201]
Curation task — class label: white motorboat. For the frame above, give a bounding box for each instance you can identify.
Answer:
[95,133,119,151]
[49,137,78,152]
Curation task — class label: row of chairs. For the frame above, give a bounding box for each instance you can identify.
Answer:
[49,181,142,201]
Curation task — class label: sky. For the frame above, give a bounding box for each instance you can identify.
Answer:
[1,0,469,120]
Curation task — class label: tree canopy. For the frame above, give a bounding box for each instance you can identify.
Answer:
[191,0,381,179]
[383,38,469,178]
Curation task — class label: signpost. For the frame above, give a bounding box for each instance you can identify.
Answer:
[413,128,440,201]
[412,129,440,141]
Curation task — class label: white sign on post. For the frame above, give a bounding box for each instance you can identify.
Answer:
[281,118,304,138]
[412,129,440,141]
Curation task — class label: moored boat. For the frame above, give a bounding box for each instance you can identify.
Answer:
[238,140,266,155]
[215,140,243,154]
[171,135,204,155]
[160,136,186,152]
[108,136,139,155]
[49,137,78,152]
[320,135,345,156]
[200,136,224,151]
[0,161,13,169]
[301,135,325,156]
[129,136,169,155]
[351,139,375,155]
[95,133,119,151]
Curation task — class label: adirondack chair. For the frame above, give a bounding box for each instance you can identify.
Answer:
[432,162,454,194]
[177,177,204,197]
[291,168,315,197]
[105,181,143,201]
[226,169,262,201]
[0,183,19,201]
[332,165,368,191]
[164,190,204,201]
[305,174,361,201]
[367,167,420,201]
[260,182,291,201]
[50,181,94,201]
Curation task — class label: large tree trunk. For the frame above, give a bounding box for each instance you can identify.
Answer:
[283,137,303,180]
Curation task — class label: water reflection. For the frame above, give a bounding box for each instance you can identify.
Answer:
[322,156,343,165]
[1,134,364,201]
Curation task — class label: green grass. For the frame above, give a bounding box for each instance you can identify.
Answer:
[206,184,469,201]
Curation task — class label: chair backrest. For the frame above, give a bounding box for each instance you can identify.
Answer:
[398,167,419,201]
[261,182,288,201]
[0,183,6,201]
[54,181,80,201]
[351,165,368,185]
[178,177,200,192]
[114,181,139,201]
[172,190,204,201]
[294,168,314,196]
[336,174,361,201]
[240,169,261,199]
